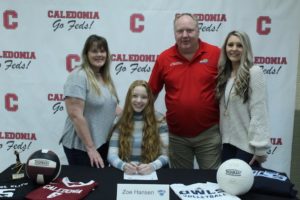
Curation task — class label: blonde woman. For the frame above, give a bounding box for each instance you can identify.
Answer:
[108,80,169,175]
[216,31,270,167]
[60,35,119,168]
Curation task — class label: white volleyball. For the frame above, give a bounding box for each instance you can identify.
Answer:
[216,159,254,195]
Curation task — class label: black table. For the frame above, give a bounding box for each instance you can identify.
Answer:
[0,165,298,200]
[59,165,297,200]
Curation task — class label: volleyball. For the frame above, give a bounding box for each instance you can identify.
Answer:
[216,159,254,195]
[25,149,61,185]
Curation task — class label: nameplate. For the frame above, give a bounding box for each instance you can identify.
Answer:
[117,183,169,200]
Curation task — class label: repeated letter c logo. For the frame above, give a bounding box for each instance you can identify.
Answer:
[257,16,271,35]
[5,93,18,112]
[3,10,18,29]
[130,14,144,33]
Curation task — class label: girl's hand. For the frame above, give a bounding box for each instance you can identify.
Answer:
[137,164,154,175]
[124,162,138,175]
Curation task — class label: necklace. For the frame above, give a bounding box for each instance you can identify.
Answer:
[224,79,235,116]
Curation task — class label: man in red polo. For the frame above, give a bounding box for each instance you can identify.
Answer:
[148,13,221,169]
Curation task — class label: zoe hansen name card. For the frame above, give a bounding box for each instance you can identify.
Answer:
[117,183,169,200]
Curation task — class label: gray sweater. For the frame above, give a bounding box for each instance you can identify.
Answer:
[220,65,270,156]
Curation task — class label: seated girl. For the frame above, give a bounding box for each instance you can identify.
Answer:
[108,80,169,175]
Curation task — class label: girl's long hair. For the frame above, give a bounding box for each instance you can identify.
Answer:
[216,30,254,103]
[113,80,161,163]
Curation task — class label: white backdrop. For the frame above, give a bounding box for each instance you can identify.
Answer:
[1,0,300,176]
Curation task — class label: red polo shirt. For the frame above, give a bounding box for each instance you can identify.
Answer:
[149,40,220,137]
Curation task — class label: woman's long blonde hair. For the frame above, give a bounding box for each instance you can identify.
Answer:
[114,80,161,163]
[81,34,119,103]
[216,30,254,103]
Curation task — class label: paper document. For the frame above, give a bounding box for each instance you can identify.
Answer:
[124,171,158,180]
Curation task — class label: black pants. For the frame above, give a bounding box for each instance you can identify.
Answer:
[222,143,260,168]
[63,142,109,167]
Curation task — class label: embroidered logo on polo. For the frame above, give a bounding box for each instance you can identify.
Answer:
[170,62,183,67]
[199,58,208,63]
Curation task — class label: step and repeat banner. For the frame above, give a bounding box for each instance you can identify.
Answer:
[1,0,300,175]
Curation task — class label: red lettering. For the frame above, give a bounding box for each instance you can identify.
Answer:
[254,56,287,65]
[270,138,283,145]
[5,93,18,111]
[0,132,37,140]
[193,13,227,22]
[48,10,99,19]
[130,14,144,33]
[257,16,271,35]
[3,10,18,29]
[66,54,80,72]
[48,93,64,101]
